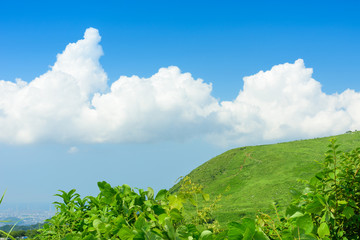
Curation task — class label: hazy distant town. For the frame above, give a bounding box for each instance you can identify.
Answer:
[0,208,55,226]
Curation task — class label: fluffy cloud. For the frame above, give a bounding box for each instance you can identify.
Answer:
[0,28,359,146]
[214,60,360,146]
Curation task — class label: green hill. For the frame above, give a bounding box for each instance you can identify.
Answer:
[170,131,360,225]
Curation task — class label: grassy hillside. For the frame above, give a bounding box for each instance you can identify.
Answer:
[171,131,360,225]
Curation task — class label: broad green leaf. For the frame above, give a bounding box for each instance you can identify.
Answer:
[289,211,304,219]
[117,226,135,239]
[155,189,168,201]
[296,214,313,234]
[227,222,243,240]
[186,224,199,237]
[147,187,154,200]
[305,200,324,214]
[309,176,320,186]
[93,219,102,229]
[317,222,330,238]
[253,229,270,240]
[176,225,190,239]
[315,194,326,206]
[135,215,148,231]
[200,230,213,240]
[153,205,166,215]
[241,218,256,240]
[214,231,228,240]
[227,219,255,240]
[168,195,183,210]
[164,218,176,240]
[321,211,330,222]
[343,206,354,219]
[285,204,300,217]
[170,208,183,222]
[158,214,167,225]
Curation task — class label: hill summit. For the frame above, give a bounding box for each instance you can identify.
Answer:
[171,131,360,224]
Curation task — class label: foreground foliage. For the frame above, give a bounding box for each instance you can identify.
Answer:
[257,139,360,239]
[37,176,264,239]
[36,140,359,239]
[2,139,359,239]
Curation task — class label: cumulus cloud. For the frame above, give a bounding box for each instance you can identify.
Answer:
[213,59,360,146]
[0,28,359,146]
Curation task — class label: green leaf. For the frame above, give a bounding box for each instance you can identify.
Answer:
[164,218,176,240]
[241,218,256,240]
[142,229,163,240]
[155,189,168,201]
[168,195,183,210]
[317,222,330,238]
[227,222,243,240]
[289,211,304,219]
[186,224,199,237]
[305,200,324,214]
[343,206,354,219]
[321,211,330,222]
[135,215,148,231]
[199,230,213,240]
[315,194,326,206]
[285,204,300,217]
[170,208,183,222]
[296,214,313,234]
[253,229,270,240]
[152,205,166,216]
[227,219,256,240]
[117,226,135,239]
[176,225,190,239]
[146,187,154,200]
[328,172,335,179]
[93,219,102,229]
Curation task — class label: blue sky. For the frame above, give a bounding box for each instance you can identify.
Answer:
[0,1,360,208]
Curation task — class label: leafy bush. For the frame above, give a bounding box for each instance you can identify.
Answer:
[37,180,223,239]
[36,139,360,239]
[255,139,360,239]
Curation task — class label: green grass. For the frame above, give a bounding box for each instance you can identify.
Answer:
[170,131,360,225]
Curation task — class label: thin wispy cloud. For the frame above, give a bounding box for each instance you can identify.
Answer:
[67,146,79,154]
[0,28,359,146]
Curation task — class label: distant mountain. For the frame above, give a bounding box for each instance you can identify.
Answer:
[0,217,22,227]
[0,222,43,232]
[171,131,360,225]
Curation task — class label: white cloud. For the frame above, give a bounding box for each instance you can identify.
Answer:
[0,28,359,146]
[67,146,79,154]
[212,59,360,146]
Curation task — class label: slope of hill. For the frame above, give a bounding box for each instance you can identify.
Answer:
[171,131,360,224]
